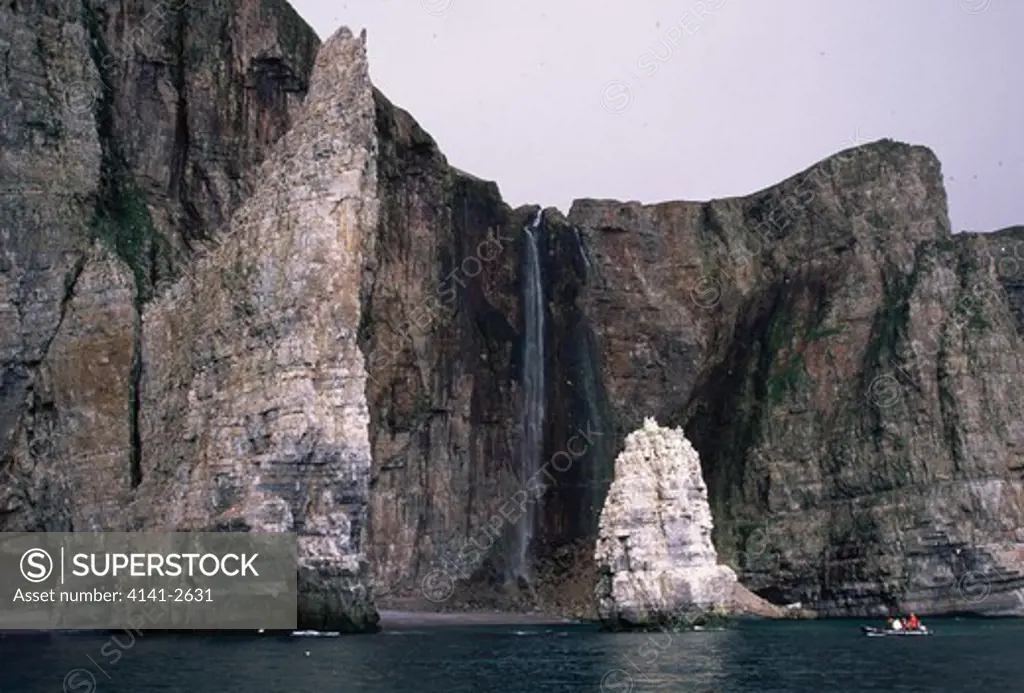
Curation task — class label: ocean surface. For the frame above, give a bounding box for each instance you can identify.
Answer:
[3,618,1024,693]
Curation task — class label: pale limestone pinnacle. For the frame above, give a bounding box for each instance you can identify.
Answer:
[595,419,736,626]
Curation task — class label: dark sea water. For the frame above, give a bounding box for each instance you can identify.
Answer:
[3,618,1024,693]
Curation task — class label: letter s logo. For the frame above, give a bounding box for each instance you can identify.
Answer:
[20,549,53,583]
[62,669,96,693]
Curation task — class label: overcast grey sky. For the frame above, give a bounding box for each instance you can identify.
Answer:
[290,0,1020,234]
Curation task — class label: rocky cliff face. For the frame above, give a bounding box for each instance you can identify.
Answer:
[364,129,1024,617]
[3,0,1022,623]
[570,147,1024,617]
[1,0,319,528]
[363,101,613,610]
[1,1,383,630]
[135,26,379,632]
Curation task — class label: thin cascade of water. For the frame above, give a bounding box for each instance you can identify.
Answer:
[574,227,592,280]
[510,210,545,585]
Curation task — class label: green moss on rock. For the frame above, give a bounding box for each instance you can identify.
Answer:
[91,183,170,304]
[84,0,174,305]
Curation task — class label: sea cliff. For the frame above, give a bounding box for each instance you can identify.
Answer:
[1,0,1022,625]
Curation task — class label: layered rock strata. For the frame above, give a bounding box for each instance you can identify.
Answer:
[571,148,1024,617]
[2,0,1023,622]
[363,133,1024,618]
[1,2,379,630]
[1,0,320,532]
[134,26,379,632]
[596,418,771,627]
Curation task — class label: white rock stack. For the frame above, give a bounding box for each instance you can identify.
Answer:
[595,417,737,627]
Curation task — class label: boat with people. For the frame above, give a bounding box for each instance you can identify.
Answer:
[861,625,931,637]
[861,612,931,637]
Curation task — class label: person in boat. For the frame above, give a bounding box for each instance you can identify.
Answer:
[890,616,903,631]
[907,613,920,630]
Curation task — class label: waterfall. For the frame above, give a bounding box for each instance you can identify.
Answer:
[511,210,545,584]
[574,227,592,281]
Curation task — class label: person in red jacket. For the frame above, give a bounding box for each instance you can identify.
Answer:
[908,613,920,630]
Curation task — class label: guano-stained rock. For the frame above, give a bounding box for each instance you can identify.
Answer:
[1,0,321,531]
[135,26,380,631]
[595,418,738,627]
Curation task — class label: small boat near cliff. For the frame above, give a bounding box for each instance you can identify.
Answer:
[861,625,932,637]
